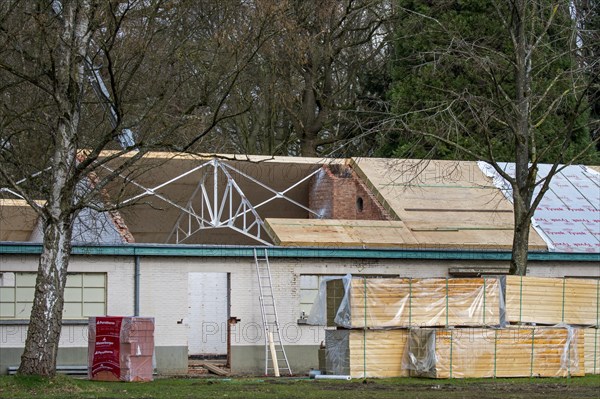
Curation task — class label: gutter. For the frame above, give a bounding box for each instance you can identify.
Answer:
[0,242,598,262]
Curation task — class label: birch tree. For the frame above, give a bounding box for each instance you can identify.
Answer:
[384,0,598,275]
[0,0,263,376]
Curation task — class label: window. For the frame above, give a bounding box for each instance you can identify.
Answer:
[298,274,399,320]
[64,273,106,319]
[299,275,322,318]
[0,272,106,319]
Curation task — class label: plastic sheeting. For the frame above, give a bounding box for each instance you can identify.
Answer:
[584,328,600,374]
[325,329,410,378]
[325,329,350,376]
[313,275,599,328]
[312,275,504,328]
[307,275,351,326]
[324,326,585,378]
[478,162,600,253]
[402,326,584,378]
[504,276,600,326]
[88,316,155,382]
[318,275,599,378]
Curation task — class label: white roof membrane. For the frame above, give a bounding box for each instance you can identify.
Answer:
[479,162,600,253]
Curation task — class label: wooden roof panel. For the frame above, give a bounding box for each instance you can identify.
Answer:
[264,218,420,248]
[350,158,548,250]
[265,218,547,250]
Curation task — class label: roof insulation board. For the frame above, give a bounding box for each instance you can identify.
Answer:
[349,158,547,250]
[264,218,420,248]
[265,218,530,250]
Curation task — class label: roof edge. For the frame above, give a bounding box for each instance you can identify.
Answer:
[0,242,598,262]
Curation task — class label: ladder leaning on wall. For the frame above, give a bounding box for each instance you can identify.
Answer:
[253,248,292,376]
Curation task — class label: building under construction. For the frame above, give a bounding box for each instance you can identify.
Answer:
[0,153,598,375]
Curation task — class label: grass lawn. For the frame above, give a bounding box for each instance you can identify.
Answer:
[0,375,599,399]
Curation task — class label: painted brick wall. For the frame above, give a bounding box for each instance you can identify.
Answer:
[308,164,389,220]
[0,255,134,348]
[2,253,599,375]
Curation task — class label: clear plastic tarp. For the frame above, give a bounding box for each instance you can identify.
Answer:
[307,274,351,326]
[318,275,597,379]
[310,275,504,328]
[325,329,409,378]
[324,326,584,379]
[312,275,598,328]
[402,326,583,378]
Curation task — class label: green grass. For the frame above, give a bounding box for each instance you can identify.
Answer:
[0,375,599,399]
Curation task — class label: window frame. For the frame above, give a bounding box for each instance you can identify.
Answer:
[0,272,107,320]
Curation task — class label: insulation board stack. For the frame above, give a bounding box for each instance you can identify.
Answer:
[88,316,155,382]
[328,277,502,328]
[404,327,585,379]
[584,328,599,375]
[322,275,598,378]
[505,276,599,326]
[325,329,410,378]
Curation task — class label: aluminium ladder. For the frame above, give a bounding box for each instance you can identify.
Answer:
[253,248,292,376]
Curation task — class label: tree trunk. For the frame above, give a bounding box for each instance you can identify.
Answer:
[509,199,531,276]
[509,143,535,275]
[16,0,90,376]
[17,218,73,376]
[301,135,318,157]
[298,69,325,157]
[508,0,533,276]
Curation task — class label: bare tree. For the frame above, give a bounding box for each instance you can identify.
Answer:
[383,1,598,275]
[0,0,265,376]
[216,0,395,157]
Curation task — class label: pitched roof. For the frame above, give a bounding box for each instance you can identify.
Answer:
[480,163,599,253]
[1,152,598,253]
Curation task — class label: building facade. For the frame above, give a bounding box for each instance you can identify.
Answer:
[1,244,598,375]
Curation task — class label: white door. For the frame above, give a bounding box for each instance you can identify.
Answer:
[187,273,228,355]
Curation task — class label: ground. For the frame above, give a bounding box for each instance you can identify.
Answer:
[0,375,599,399]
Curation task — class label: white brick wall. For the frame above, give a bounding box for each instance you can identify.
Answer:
[139,260,188,347]
[1,253,598,352]
[0,255,134,348]
[138,257,262,348]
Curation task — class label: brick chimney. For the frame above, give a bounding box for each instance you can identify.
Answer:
[308,164,389,220]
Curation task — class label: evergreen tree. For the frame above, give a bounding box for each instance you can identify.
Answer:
[381,0,598,164]
[380,1,598,275]
[578,0,599,149]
